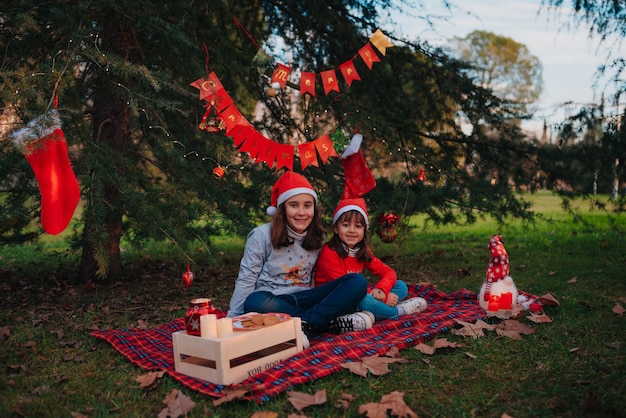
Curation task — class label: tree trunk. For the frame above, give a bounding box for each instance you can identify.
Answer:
[77,15,139,283]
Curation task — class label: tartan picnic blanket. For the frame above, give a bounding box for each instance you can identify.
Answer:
[91,284,488,402]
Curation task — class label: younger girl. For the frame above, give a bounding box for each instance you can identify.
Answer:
[315,198,427,321]
[227,172,374,341]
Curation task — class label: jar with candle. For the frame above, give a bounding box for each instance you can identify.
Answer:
[185,298,216,336]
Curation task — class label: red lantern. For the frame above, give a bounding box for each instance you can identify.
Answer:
[417,169,426,181]
[212,166,225,179]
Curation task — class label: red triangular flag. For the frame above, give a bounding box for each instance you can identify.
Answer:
[190,72,225,101]
[229,123,254,148]
[298,141,318,170]
[237,130,263,159]
[314,134,338,164]
[219,104,245,135]
[300,72,316,96]
[321,69,340,95]
[358,43,381,70]
[271,63,291,89]
[339,59,361,87]
[275,143,295,171]
[254,138,277,169]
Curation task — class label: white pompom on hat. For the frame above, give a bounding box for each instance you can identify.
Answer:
[332,197,368,225]
[266,171,317,216]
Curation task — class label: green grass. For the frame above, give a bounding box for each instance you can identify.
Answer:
[1,191,625,417]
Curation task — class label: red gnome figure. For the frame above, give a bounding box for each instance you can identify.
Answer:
[478,235,519,313]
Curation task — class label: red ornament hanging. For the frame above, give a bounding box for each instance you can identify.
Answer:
[376,212,400,243]
[182,264,194,287]
[417,168,426,181]
[212,166,225,179]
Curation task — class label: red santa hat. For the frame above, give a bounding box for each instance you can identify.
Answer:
[266,171,317,216]
[486,235,510,282]
[332,197,368,225]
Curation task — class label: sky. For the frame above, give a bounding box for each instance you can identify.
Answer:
[382,0,624,135]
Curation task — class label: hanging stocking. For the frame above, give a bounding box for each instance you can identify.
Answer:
[11,110,80,235]
[340,133,376,199]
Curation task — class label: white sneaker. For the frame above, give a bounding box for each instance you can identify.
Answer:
[396,297,427,316]
[300,321,311,349]
[328,311,375,333]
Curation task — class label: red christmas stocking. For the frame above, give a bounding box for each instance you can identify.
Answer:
[13,111,80,235]
[340,150,376,199]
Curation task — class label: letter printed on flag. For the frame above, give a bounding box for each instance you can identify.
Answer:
[298,141,318,170]
[300,72,316,96]
[271,63,291,89]
[358,43,381,69]
[321,69,340,95]
[339,59,361,87]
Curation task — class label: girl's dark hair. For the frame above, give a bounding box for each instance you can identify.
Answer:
[327,210,372,263]
[270,202,326,250]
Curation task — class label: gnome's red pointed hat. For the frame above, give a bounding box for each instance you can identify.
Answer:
[486,235,510,282]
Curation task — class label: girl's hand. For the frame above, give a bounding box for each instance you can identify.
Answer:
[370,288,385,301]
[385,292,399,307]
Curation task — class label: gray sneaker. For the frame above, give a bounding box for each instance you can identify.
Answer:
[396,297,427,316]
[328,311,375,333]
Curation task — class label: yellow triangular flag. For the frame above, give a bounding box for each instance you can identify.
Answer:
[369,29,393,56]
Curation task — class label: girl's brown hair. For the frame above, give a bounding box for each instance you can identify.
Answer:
[270,201,326,250]
[327,210,372,263]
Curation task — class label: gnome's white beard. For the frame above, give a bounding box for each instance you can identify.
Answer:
[478,276,519,311]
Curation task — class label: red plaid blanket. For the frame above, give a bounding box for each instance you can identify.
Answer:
[91,284,486,402]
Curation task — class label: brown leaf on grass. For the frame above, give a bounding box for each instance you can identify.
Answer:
[526,313,553,323]
[385,345,401,358]
[0,325,9,339]
[567,276,577,283]
[287,389,327,411]
[341,354,408,377]
[359,391,417,418]
[51,328,64,339]
[157,389,195,418]
[415,338,462,355]
[212,386,253,406]
[251,412,279,418]
[539,293,560,306]
[336,393,358,409]
[494,320,535,340]
[612,303,624,315]
[548,271,557,276]
[135,370,165,390]
[287,414,308,418]
[605,341,621,349]
[452,319,495,339]
[341,361,369,377]
[464,352,477,359]
[70,412,88,418]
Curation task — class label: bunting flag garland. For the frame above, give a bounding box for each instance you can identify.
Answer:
[190,29,394,172]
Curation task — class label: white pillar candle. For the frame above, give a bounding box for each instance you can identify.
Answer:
[200,314,218,339]
[217,317,233,337]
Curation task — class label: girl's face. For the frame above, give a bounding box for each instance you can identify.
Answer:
[284,194,316,234]
[333,214,365,249]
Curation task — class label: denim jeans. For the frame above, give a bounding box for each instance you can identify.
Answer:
[243,273,368,332]
[357,280,408,321]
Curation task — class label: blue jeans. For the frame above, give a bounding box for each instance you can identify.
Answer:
[357,280,408,321]
[243,273,368,333]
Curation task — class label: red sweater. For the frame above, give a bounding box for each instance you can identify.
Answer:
[314,245,397,298]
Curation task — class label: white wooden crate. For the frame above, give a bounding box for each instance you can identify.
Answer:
[172,316,303,385]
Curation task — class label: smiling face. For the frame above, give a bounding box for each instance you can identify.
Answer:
[284,193,316,234]
[333,211,366,249]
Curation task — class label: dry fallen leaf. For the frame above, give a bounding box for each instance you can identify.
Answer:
[605,341,621,349]
[567,276,577,283]
[287,389,327,411]
[359,391,417,418]
[341,354,408,377]
[212,386,254,406]
[539,293,560,306]
[415,338,462,355]
[526,313,553,323]
[452,319,495,339]
[341,361,369,377]
[612,303,624,315]
[251,412,279,418]
[135,370,165,390]
[0,325,10,339]
[494,319,535,340]
[157,389,195,418]
[464,352,477,359]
